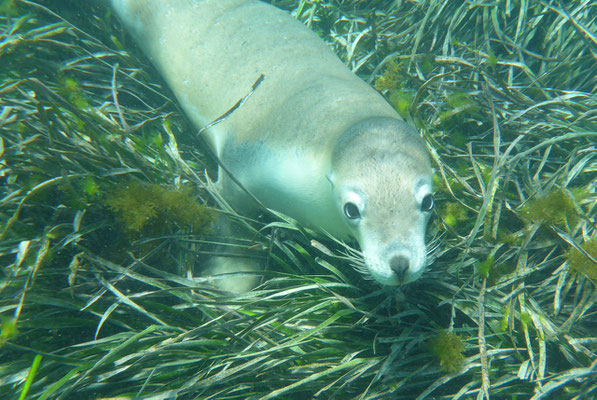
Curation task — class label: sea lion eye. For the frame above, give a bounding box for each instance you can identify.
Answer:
[421,194,434,212]
[344,202,361,219]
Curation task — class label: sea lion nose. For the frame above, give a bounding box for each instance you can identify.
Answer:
[390,255,410,280]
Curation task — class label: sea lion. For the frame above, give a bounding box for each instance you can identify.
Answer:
[109,0,435,290]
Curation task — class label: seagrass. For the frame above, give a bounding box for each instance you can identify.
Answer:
[0,0,595,399]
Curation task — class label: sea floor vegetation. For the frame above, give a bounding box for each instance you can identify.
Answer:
[1,0,595,399]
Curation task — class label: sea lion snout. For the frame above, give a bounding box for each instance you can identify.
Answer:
[389,254,410,281]
[360,237,428,285]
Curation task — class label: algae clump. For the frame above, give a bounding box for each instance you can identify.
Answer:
[428,331,465,372]
[374,59,404,93]
[374,59,417,118]
[106,182,216,235]
[521,189,581,228]
[388,91,413,119]
[59,76,90,109]
[475,256,494,279]
[442,201,469,228]
[566,239,597,282]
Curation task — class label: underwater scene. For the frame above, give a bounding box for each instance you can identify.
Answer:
[0,0,596,399]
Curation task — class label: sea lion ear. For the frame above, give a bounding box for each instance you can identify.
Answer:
[326,172,335,187]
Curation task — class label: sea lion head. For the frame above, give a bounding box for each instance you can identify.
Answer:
[329,117,434,286]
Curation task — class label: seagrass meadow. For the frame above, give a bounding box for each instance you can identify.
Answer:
[1,0,596,398]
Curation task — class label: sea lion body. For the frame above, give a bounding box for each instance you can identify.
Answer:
[110,0,434,287]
